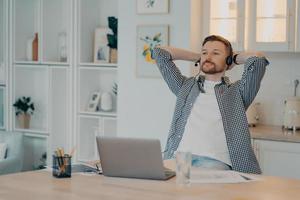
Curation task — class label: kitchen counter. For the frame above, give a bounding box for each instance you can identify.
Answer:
[250,125,300,143]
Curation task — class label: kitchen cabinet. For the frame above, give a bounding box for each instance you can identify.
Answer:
[296,0,300,51]
[248,0,296,51]
[202,0,299,52]
[201,0,246,51]
[253,139,300,179]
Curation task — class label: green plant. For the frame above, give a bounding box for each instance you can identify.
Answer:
[107,16,118,49]
[112,82,118,95]
[13,96,35,116]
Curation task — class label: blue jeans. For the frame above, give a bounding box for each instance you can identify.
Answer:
[191,155,232,170]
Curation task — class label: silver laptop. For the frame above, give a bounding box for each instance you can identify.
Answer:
[96,136,175,180]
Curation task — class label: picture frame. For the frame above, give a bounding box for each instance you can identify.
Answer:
[93,28,111,63]
[137,0,169,14]
[136,25,169,78]
[87,91,101,112]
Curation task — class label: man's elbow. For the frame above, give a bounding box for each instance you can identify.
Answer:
[254,51,265,58]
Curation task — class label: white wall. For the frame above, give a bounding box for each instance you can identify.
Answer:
[118,0,200,148]
[118,0,300,147]
[228,52,300,126]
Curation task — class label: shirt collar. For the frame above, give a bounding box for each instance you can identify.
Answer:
[197,75,231,86]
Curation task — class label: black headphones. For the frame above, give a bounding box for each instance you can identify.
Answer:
[194,52,233,67]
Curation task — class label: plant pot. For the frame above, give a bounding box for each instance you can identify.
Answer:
[18,113,31,129]
[109,48,118,63]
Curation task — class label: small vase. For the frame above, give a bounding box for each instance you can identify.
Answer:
[109,48,118,63]
[32,33,38,61]
[18,113,31,129]
[100,92,113,111]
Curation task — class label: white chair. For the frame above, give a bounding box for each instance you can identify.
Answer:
[0,131,24,175]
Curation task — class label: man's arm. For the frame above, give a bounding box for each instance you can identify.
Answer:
[233,52,269,109]
[153,47,200,96]
[158,46,200,61]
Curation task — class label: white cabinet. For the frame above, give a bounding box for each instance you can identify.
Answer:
[248,0,296,51]
[201,0,300,52]
[296,0,300,52]
[201,0,246,51]
[76,0,118,162]
[253,139,300,179]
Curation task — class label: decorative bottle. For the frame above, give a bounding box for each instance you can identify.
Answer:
[32,33,38,61]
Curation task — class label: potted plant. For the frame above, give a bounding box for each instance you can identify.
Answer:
[13,96,35,129]
[107,16,118,63]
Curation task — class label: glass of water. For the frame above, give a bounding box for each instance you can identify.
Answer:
[175,151,192,186]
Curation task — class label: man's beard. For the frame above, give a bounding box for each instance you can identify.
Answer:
[201,61,224,74]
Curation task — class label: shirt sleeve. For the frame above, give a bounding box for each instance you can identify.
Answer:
[152,47,187,96]
[238,56,269,109]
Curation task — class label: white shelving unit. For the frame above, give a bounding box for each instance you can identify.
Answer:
[11,0,73,166]
[4,0,118,164]
[75,0,118,162]
[0,0,8,130]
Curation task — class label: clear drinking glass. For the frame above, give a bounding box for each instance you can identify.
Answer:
[175,151,192,186]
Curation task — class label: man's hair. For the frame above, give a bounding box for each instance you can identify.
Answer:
[202,35,233,56]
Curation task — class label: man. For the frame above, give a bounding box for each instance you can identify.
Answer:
[153,35,269,174]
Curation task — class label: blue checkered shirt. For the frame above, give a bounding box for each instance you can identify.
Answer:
[153,48,269,174]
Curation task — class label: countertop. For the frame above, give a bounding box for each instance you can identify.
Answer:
[250,125,300,143]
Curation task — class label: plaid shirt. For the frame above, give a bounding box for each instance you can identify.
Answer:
[153,48,269,174]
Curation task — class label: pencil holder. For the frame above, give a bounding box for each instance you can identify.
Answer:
[52,155,71,178]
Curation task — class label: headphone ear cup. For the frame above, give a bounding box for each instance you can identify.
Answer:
[226,56,233,66]
[194,59,201,67]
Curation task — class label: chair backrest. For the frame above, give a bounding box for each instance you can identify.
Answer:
[0,131,24,175]
[0,131,24,159]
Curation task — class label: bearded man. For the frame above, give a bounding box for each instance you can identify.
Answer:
[153,35,269,174]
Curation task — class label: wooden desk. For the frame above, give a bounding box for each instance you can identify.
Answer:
[0,169,300,200]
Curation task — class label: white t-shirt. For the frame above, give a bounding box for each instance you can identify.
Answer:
[177,80,232,166]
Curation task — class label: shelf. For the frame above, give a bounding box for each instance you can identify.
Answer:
[23,132,49,138]
[14,128,49,136]
[14,61,70,66]
[79,62,118,68]
[79,111,117,118]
